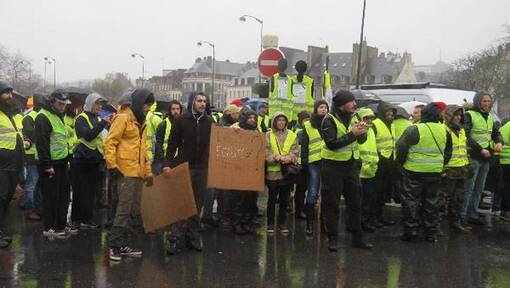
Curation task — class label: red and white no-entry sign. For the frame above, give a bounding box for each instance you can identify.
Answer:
[258,48,285,78]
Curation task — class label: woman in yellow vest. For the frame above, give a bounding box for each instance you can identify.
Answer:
[265,112,299,235]
[396,103,452,243]
[437,105,472,233]
[70,93,110,230]
[301,100,328,235]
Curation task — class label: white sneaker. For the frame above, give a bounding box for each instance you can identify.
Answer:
[43,229,67,238]
[120,246,142,257]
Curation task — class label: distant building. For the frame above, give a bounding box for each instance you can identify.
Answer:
[136,69,185,102]
[414,61,453,82]
[182,57,255,108]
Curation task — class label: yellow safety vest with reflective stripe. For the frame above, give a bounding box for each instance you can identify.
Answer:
[467,110,493,149]
[257,115,270,133]
[373,118,394,159]
[359,127,379,179]
[403,123,446,173]
[75,112,104,156]
[267,130,297,172]
[146,111,163,162]
[161,117,179,159]
[321,113,360,161]
[24,110,38,157]
[0,110,22,150]
[322,70,332,102]
[39,109,68,160]
[64,114,78,156]
[303,121,323,163]
[290,75,314,121]
[269,74,293,120]
[499,121,510,165]
[391,118,412,159]
[445,126,469,168]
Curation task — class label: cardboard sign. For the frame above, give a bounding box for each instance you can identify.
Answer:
[208,125,265,192]
[141,162,197,233]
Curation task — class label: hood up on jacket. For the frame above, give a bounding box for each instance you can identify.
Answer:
[421,102,442,123]
[130,88,154,124]
[472,91,492,113]
[238,107,257,130]
[83,93,106,113]
[271,112,289,132]
[167,100,183,120]
[444,104,463,131]
[186,92,211,116]
[376,101,397,123]
[395,106,410,120]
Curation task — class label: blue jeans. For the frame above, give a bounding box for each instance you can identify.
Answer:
[22,164,42,212]
[306,162,321,204]
[463,159,490,220]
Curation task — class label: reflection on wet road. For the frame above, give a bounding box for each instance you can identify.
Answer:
[1,207,510,287]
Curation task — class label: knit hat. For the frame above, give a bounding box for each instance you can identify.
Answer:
[333,90,355,108]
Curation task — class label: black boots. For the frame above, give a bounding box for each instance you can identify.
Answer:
[305,203,314,236]
[352,233,373,250]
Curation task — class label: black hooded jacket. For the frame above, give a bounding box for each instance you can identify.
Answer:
[130,88,155,124]
[154,100,183,162]
[164,93,212,169]
[321,97,366,166]
[238,107,257,130]
[34,101,68,169]
[0,93,24,172]
[396,103,453,175]
[372,101,396,135]
[464,92,501,159]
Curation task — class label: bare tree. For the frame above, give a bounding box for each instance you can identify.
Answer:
[90,73,134,103]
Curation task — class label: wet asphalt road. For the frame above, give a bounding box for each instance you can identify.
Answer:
[1,203,510,288]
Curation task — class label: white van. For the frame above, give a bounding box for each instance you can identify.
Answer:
[360,83,476,106]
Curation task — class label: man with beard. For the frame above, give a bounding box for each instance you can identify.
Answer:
[154,100,183,176]
[105,88,155,261]
[35,90,73,238]
[163,92,212,254]
[0,80,26,247]
[321,91,373,251]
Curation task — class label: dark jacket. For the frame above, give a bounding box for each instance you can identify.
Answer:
[72,112,106,162]
[321,97,366,166]
[301,101,328,165]
[34,102,68,169]
[396,103,453,176]
[464,92,502,160]
[0,104,24,172]
[164,93,212,170]
[154,100,183,162]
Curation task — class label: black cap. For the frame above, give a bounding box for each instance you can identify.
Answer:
[0,80,13,95]
[50,90,71,104]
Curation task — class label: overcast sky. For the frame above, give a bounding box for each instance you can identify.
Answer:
[2,0,509,83]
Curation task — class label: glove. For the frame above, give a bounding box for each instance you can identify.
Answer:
[145,176,154,187]
[109,168,124,179]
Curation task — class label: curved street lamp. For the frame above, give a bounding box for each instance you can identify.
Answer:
[131,53,145,86]
[239,14,264,83]
[197,41,216,107]
[44,56,56,90]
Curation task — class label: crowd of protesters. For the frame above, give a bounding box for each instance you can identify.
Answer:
[1,78,509,262]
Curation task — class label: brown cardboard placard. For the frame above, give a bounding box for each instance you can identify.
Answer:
[141,162,197,233]
[207,125,265,192]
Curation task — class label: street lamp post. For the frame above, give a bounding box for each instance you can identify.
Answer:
[44,57,56,90]
[355,0,367,89]
[239,14,263,83]
[131,53,145,86]
[197,41,215,107]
